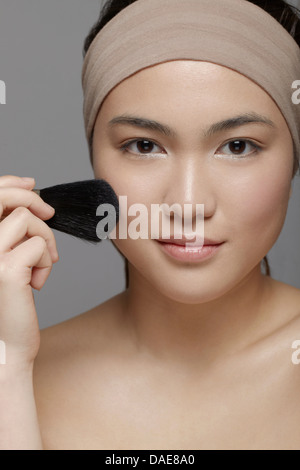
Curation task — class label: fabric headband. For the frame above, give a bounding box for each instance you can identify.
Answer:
[82,0,300,174]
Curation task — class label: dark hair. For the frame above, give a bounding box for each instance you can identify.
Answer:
[83,0,300,287]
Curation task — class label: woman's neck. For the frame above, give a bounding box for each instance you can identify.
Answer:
[122,265,276,369]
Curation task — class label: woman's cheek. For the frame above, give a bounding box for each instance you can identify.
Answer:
[226,164,291,253]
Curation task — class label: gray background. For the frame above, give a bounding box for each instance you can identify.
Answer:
[0,0,299,329]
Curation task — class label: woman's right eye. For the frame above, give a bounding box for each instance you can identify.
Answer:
[120,139,166,158]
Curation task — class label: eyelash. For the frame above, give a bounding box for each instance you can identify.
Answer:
[119,138,263,159]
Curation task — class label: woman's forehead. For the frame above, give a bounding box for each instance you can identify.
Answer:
[99,60,285,124]
[105,61,273,99]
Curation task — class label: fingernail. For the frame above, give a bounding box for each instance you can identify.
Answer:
[45,203,55,212]
[21,177,35,183]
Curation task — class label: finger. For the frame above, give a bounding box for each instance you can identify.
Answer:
[31,264,53,291]
[0,175,36,188]
[0,187,55,220]
[0,207,58,262]
[6,236,53,290]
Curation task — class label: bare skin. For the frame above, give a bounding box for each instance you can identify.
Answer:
[33,61,300,449]
[34,277,300,450]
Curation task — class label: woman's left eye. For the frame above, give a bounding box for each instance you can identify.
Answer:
[215,139,261,158]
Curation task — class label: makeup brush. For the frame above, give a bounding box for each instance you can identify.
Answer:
[1,179,119,244]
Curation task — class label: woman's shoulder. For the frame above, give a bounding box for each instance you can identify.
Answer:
[254,278,300,371]
[34,278,300,367]
[32,292,128,449]
[269,278,300,324]
[33,291,127,394]
[263,278,300,344]
[35,291,126,363]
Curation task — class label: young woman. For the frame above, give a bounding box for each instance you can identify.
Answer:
[0,0,300,450]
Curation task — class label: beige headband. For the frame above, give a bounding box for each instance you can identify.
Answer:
[82,0,300,174]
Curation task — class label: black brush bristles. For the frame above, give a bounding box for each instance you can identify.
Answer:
[37,179,119,244]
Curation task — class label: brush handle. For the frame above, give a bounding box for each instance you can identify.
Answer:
[0,189,41,222]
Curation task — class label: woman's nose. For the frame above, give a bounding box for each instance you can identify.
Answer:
[161,157,216,222]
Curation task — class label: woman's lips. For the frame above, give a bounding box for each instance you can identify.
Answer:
[155,240,225,262]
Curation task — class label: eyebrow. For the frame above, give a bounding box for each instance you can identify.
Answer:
[108,112,276,138]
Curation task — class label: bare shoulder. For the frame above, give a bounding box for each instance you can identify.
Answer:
[242,278,300,372]
[33,291,129,448]
[256,278,300,380]
[260,278,300,350]
[31,292,127,448]
[272,279,300,401]
[269,278,300,326]
[34,291,126,371]
[33,291,127,406]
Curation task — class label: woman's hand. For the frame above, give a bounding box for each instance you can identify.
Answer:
[0,175,59,368]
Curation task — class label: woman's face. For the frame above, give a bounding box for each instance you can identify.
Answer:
[92,60,294,303]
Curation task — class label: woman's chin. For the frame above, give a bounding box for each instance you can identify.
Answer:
[144,274,234,305]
